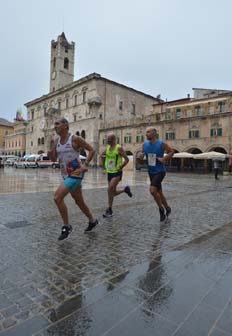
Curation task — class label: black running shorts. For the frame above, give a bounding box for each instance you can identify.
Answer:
[149,172,166,191]
[107,172,123,183]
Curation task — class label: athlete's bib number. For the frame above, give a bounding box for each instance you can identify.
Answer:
[108,159,115,170]
[148,153,156,166]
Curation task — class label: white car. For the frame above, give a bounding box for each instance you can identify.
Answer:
[14,158,27,168]
[5,157,17,167]
[36,155,60,168]
[25,155,41,168]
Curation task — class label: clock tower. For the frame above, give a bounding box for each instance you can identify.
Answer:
[49,32,75,92]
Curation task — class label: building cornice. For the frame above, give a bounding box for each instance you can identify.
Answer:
[25,73,159,107]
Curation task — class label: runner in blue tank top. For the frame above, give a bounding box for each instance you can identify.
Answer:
[139,127,174,221]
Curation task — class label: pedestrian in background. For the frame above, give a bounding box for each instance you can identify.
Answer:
[213,160,220,180]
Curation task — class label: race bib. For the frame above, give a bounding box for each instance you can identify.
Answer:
[148,153,156,166]
[108,159,115,170]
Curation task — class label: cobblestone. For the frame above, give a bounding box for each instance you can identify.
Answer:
[0,168,232,335]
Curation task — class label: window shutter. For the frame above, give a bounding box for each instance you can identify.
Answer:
[218,128,222,136]
[210,129,213,137]
[189,131,191,139]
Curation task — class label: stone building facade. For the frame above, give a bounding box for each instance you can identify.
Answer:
[24,33,159,164]
[4,120,27,157]
[99,88,232,170]
[153,88,232,156]
[0,118,13,155]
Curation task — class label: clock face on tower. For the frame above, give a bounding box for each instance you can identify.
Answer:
[52,71,56,80]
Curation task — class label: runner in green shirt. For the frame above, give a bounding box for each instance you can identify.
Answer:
[100,132,132,218]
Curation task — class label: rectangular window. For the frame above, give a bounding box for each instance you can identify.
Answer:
[83,91,86,103]
[58,101,61,111]
[131,103,136,114]
[74,95,77,106]
[219,102,225,113]
[176,108,181,118]
[124,135,131,143]
[31,109,34,120]
[195,106,202,116]
[165,112,172,120]
[119,101,123,110]
[187,110,192,117]
[210,128,222,137]
[136,135,144,143]
[165,132,175,140]
[66,98,69,109]
[189,130,199,138]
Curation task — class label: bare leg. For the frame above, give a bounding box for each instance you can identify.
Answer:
[150,186,163,208]
[108,176,123,208]
[54,183,70,224]
[158,190,168,208]
[70,187,94,222]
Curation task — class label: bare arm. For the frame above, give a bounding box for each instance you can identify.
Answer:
[100,149,106,168]
[72,136,96,166]
[138,143,145,160]
[157,143,174,163]
[118,146,129,170]
[47,138,58,162]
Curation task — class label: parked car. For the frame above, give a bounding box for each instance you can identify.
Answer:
[25,155,40,168]
[14,157,27,168]
[36,155,60,168]
[5,157,17,167]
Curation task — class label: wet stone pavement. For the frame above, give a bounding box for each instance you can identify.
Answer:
[0,168,232,335]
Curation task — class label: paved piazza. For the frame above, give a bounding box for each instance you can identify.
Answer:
[0,167,232,335]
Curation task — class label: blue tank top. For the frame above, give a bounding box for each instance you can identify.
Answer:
[144,140,166,174]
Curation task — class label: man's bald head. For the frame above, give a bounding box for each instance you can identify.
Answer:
[146,127,157,141]
[107,132,116,145]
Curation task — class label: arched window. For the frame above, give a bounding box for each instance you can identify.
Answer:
[64,57,69,70]
[38,138,41,145]
[81,130,86,139]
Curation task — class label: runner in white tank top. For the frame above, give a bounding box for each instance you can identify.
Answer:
[48,118,98,240]
[56,133,84,179]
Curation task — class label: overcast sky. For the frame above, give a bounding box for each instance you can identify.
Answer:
[1,0,232,121]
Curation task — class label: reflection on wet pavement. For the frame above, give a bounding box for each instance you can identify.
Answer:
[0,168,232,335]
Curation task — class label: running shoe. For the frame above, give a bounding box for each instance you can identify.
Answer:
[85,219,99,232]
[58,225,73,241]
[166,206,171,217]
[124,185,132,198]
[159,207,166,222]
[103,208,113,218]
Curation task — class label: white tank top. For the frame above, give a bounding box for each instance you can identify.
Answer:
[56,134,82,179]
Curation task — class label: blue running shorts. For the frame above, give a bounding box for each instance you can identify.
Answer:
[64,177,82,191]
